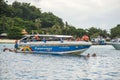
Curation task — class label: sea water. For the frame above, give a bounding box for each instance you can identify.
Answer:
[0,44,120,80]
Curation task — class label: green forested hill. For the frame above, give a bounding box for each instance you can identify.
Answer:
[0,0,119,39]
[0,0,64,39]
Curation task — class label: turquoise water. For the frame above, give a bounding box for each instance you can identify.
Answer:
[0,44,120,80]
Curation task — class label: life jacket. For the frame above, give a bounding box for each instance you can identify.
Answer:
[82,35,89,41]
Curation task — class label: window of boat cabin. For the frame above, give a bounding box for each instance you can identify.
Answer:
[20,36,74,42]
[63,37,75,41]
[41,36,60,41]
[42,36,75,41]
[44,37,74,41]
[20,36,40,42]
[39,36,63,41]
[20,36,29,42]
[30,36,41,41]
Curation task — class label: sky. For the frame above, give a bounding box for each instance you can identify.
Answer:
[7,0,120,31]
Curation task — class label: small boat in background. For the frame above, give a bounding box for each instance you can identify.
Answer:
[91,38,106,45]
[15,34,92,54]
[111,38,120,50]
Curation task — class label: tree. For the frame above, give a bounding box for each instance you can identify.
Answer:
[0,0,8,16]
[63,22,70,35]
[41,12,64,28]
[12,1,41,20]
[35,18,41,30]
[0,16,7,32]
[7,26,23,39]
[87,27,109,39]
[87,27,100,37]
[50,24,62,34]
[99,30,108,38]
[111,24,120,38]
[76,28,87,37]
[68,26,76,35]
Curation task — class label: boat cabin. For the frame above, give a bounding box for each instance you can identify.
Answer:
[20,35,74,43]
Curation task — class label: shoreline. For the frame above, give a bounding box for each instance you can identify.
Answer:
[0,39,16,43]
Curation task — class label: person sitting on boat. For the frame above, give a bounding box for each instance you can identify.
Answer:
[32,35,40,41]
[42,37,46,43]
[35,35,40,40]
[67,38,72,41]
[76,37,81,41]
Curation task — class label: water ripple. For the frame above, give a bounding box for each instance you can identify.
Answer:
[0,44,120,80]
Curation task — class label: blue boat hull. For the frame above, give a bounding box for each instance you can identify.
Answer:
[18,45,91,54]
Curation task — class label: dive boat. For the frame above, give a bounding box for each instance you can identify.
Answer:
[111,38,120,50]
[15,34,92,54]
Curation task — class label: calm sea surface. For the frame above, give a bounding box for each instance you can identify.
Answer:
[0,44,120,80]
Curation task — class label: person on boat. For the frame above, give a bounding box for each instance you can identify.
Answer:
[42,37,46,43]
[76,37,81,41]
[67,38,72,41]
[32,35,40,42]
[34,35,40,40]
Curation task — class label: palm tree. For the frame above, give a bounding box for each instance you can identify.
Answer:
[35,18,41,30]
[51,24,62,34]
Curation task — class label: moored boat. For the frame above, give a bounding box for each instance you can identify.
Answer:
[15,34,92,54]
[111,38,120,50]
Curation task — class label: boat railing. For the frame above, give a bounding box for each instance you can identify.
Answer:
[19,35,90,44]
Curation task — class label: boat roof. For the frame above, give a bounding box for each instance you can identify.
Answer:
[24,34,73,38]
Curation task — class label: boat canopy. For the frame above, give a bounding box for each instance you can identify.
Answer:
[24,34,73,38]
[20,34,74,42]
